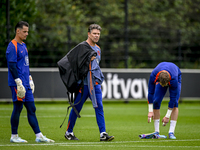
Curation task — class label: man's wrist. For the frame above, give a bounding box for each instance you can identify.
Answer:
[15,78,21,82]
[148,104,153,112]
[165,109,172,118]
[15,78,22,85]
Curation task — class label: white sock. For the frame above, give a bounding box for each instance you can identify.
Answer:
[169,120,177,133]
[100,132,106,137]
[36,132,43,138]
[154,119,160,133]
[11,134,18,138]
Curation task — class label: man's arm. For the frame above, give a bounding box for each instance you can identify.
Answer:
[9,62,26,98]
[147,74,156,104]
[147,74,155,123]
[29,71,35,93]
[162,79,178,126]
[168,80,178,108]
[9,62,19,79]
[91,56,96,61]
[148,104,154,123]
[162,108,172,126]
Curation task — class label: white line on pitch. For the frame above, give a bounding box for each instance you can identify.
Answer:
[0,139,200,147]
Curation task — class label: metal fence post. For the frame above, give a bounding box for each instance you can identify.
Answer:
[178,29,182,68]
[124,0,128,68]
[67,26,71,51]
[6,0,10,45]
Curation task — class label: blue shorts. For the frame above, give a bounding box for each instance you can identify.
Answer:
[153,82,180,109]
[10,85,34,102]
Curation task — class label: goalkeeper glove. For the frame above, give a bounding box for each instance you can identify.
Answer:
[15,78,26,98]
[29,75,35,93]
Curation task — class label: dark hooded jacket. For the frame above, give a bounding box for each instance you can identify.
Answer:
[57,41,97,93]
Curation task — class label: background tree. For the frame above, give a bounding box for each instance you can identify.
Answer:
[1,0,200,68]
[0,0,38,67]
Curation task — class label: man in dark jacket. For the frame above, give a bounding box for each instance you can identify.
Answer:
[58,24,114,141]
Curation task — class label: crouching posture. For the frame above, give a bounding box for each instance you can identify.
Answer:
[147,62,181,139]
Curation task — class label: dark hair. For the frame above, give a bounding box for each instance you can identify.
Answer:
[15,21,29,32]
[159,71,170,85]
[88,24,102,32]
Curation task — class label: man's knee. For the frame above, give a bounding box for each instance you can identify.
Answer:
[13,101,23,113]
[25,102,36,114]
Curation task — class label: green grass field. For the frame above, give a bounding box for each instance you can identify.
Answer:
[0,101,200,150]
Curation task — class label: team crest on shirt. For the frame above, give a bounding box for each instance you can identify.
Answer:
[97,50,100,56]
[24,55,29,66]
